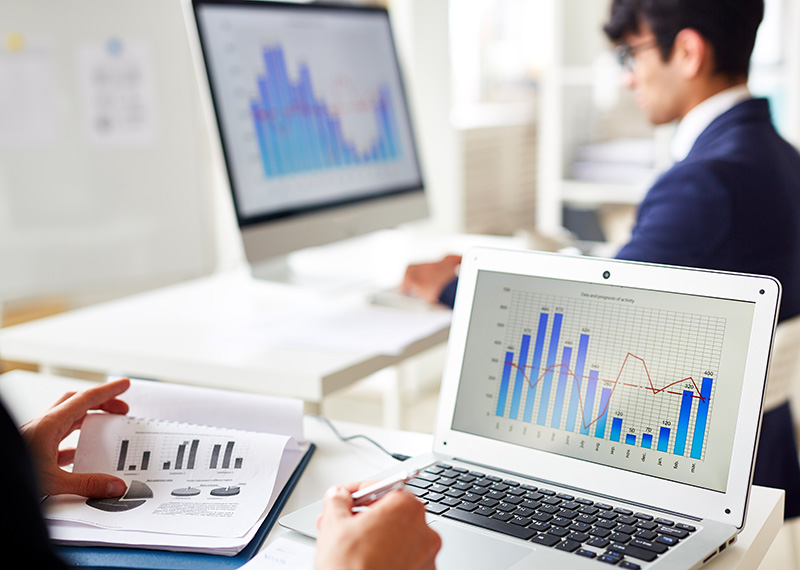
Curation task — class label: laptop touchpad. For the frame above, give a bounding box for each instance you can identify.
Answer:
[429,521,532,569]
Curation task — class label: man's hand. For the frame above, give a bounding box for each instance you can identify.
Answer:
[401,254,462,304]
[315,483,441,570]
[20,378,131,498]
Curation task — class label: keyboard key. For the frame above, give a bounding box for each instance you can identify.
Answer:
[479,497,499,508]
[441,497,461,507]
[614,507,633,516]
[676,523,697,532]
[610,532,633,544]
[634,512,653,521]
[492,512,514,522]
[617,524,637,535]
[580,505,600,515]
[548,526,570,538]
[576,548,597,559]
[407,478,432,489]
[558,509,579,519]
[555,539,581,552]
[405,486,428,498]
[521,484,538,491]
[630,538,668,554]
[570,522,591,533]
[634,530,658,541]
[475,506,495,517]
[550,517,573,528]
[655,518,675,526]
[451,466,469,473]
[598,511,618,520]
[417,472,440,482]
[655,535,680,547]
[636,520,658,531]
[511,516,533,527]
[568,531,590,543]
[444,489,465,499]
[506,487,527,497]
[658,526,689,539]
[596,520,618,530]
[531,533,561,547]
[597,554,621,564]
[515,507,536,518]
[442,508,537,540]
[503,479,521,487]
[589,528,612,538]
[557,493,575,500]
[595,503,614,511]
[457,501,478,512]
[617,516,638,526]
[425,503,449,515]
[607,543,659,562]
[538,488,556,496]
[575,498,594,505]
[619,563,641,570]
[576,514,598,524]
[485,475,503,483]
[530,521,551,532]
[496,502,518,512]
[587,537,610,549]
[503,495,523,505]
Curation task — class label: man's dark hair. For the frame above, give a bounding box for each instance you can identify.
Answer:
[603,0,764,77]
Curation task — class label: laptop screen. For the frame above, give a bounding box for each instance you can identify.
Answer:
[451,269,756,493]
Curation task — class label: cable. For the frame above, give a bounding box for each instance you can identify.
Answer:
[311,415,409,461]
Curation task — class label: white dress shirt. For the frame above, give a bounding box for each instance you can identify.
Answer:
[670,84,752,162]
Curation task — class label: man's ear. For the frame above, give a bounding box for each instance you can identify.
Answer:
[671,28,712,80]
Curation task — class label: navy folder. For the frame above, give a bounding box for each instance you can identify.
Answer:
[56,443,315,570]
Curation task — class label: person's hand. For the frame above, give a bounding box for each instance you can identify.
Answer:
[401,254,462,304]
[315,482,441,570]
[19,378,131,498]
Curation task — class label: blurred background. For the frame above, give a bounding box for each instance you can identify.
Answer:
[1,0,797,325]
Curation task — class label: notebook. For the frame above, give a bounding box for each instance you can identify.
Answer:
[281,248,781,570]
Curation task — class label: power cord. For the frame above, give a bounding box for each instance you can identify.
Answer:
[311,415,409,461]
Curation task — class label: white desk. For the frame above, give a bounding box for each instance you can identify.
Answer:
[0,231,526,416]
[0,371,785,570]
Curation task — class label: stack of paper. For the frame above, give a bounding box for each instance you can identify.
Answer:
[43,380,310,556]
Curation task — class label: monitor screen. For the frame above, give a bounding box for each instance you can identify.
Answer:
[191,0,426,266]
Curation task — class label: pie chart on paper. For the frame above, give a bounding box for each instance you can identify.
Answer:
[86,480,153,513]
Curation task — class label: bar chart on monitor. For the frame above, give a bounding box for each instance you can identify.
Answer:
[197,6,422,215]
[492,288,724,462]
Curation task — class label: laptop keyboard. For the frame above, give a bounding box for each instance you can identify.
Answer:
[406,463,698,568]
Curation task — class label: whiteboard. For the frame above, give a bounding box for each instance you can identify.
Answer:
[0,0,217,304]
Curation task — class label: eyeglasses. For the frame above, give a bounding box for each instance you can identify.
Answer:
[615,39,659,71]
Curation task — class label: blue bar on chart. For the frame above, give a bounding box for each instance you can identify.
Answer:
[594,387,612,439]
[642,433,653,449]
[674,390,695,456]
[495,351,515,417]
[610,417,623,442]
[250,46,402,179]
[565,334,590,432]
[509,335,531,420]
[537,313,563,425]
[690,377,714,459]
[551,346,573,429]
[580,370,599,435]
[523,314,548,423]
[625,433,636,446]
[658,427,671,452]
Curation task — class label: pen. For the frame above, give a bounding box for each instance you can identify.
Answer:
[350,469,421,507]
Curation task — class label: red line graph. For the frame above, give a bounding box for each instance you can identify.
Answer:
[504,352,708,432]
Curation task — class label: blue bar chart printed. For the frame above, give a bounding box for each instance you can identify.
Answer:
[493,289,724,462]
[251,46,403,179]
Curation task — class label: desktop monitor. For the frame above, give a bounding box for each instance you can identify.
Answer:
[189,0,427,278]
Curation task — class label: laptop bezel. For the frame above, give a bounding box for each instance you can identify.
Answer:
[433,247,780,530]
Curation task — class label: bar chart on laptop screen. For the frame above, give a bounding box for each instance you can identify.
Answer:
[491,288,722,463]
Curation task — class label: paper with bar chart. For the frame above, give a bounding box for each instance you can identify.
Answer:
[452,270,755,492]
[45,414,291,538]
[196,5,422,218]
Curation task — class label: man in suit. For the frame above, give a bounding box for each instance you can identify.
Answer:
[403,0,800,517]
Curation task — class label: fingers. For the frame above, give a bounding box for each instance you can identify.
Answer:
[47,379,131,436]
[320,486,354,523]
[44,471,127,498]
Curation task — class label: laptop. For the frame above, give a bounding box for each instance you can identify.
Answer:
[281,248,781,570]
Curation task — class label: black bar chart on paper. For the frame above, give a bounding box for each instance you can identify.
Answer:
[111,419,249,473]
[493,289,723,462]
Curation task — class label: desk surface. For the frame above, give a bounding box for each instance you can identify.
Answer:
[0,231,527,404]
[0,370,785,570]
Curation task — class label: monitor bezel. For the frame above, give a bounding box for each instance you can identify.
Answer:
[190,0,426,232]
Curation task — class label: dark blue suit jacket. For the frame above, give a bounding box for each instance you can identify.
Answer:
[616,98,800,323]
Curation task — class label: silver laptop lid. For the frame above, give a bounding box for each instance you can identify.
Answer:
[433,248,780,530]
